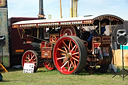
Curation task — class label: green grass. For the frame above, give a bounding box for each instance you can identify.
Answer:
[1,67,128,85]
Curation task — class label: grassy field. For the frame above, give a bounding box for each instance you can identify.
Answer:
[0,67,128,85]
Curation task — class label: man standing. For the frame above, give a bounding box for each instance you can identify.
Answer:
[87,22,107,42]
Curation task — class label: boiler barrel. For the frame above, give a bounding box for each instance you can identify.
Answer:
[30,42,40,51]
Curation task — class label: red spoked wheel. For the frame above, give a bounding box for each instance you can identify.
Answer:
[53,36,87,74]
[22,50,39,72]
[43,60,55,70]
[60,27,76,37]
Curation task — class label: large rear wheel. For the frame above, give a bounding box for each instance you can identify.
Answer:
[97,46,113,73]
[53,36,87,74]
[22,50,39,72]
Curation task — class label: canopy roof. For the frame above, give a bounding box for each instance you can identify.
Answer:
[12,14,124,28]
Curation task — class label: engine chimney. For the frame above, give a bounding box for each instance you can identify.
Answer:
[38,0,45,19]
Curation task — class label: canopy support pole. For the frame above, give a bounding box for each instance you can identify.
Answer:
[109,21,112,35]
[99,21,101,35]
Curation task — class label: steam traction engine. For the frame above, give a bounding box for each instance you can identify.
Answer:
[12,14,124,74]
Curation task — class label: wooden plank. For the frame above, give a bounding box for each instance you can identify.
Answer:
[113,49,128,66]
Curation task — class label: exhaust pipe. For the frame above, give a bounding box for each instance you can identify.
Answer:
[38,0,45,19]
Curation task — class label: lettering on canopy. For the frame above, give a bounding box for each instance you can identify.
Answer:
[13,20,93,28]
[38,23,59,26]
[20,24,37,27]
[60,21,83,25]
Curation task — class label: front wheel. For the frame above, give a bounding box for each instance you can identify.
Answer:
[53,36,87,75]
[22,50,39,72]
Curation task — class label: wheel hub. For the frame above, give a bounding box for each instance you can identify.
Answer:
[66,53,72,59]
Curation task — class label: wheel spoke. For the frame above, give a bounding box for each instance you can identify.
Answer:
[31,55,35,59]
[31,54,33,59]
[67,61,69,69]
[75,55,79,58]
[68,40,71,50]
[57,56,66,60]
[62,57,68,64]
[57,48,67,54]
[47,63,51,67]
[33,57,36,61]
[74,46,78,52]
[70,59,75,68]
[63,46,68,53]
[61,53,66,56]
[27,54,30,59]
[26,56,30,60]
[70,45,76,53]
[74,60,76,67]
[72,57,79,62]
[72,52,79,56]
[25,60,28,62]
[61,61,68,68]
[62,41,69,49]
[68,63,72,71]
[70,41,73,48]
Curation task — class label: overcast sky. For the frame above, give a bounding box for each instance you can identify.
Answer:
[8,0,128,20]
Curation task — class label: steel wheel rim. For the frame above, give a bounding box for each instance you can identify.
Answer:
[22,51,37,68]
[53,37,80,74]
